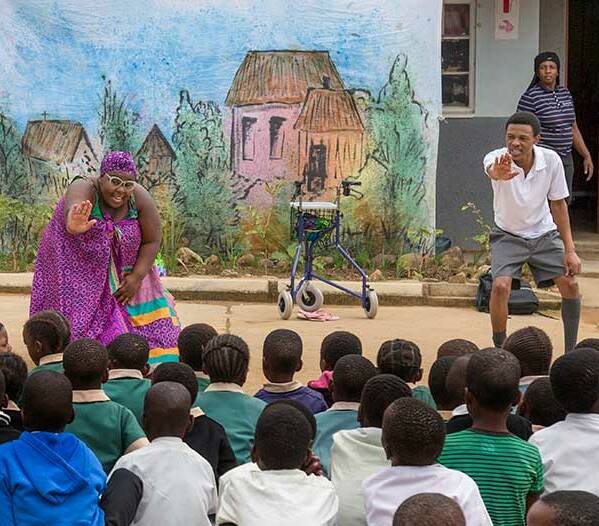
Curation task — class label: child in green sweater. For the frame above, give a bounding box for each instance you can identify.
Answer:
[24,310,71,374]
[178,323,218,394]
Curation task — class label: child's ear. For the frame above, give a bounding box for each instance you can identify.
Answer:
[464,387,473,406]
[34,340,43,358]
[186,414,194,434]
[381,433,391,461]
[107,359,116,371]
[517,400,528,418]
[67,407,75,425]
[101,368,109,384]
[296,359,303,373]
[250,443,258,464]
[0,394,7,409]
[142,363,150,377]
[319,358,327,372]
[512,390,523,408]
[416,368,423,382]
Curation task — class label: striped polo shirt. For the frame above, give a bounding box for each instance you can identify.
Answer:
[517,84,576,157]
[438,429,544,526]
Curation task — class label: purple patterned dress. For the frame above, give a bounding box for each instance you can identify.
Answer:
[30,194,180,364]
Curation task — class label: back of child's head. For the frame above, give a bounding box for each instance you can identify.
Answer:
[178,323,218,371]
[378,340,422,383]
[107,333,149,372]
[254,404,312,470]
[528,491,599,526]
[266,399,317,440]
[23,310,71,362]
[520,377,566,427]
[444,354,473,410]
[359,374,412,428]
[466,348,520,412]
[332,354,376,403]
[428,356,457,410]
[63,338,109,386]
[143,381,192,439]
[575,338,599,352]
[382,397,445,466]
[503,326,553,377]
[263,329,303,375]
[202,334,250,384]
[550,347,599,413]
[22,370,73,432]
[152,361,199,404]
[320,331,362,370]
[393,493,466,526]
[0,351,27,402]
[436,338,478,359]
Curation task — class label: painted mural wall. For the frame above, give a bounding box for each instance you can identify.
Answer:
[0,0,441,267]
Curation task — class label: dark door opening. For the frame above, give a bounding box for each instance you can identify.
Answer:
[305,143,327,194]
[568,0,599,233]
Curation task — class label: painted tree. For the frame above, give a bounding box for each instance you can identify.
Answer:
[0,110,31,199]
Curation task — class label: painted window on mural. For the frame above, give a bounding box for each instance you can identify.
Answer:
[242,116,257,160]
[269,117,285,159]
[442,1,475,111]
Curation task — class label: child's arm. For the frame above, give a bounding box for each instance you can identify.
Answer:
[0,475,16,526]
[100,468,143,526]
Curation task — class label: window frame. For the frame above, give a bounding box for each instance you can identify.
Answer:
[442,0,476,116]
[241,116,257,161]
[269,116,286,160]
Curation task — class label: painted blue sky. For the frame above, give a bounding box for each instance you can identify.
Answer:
[0,0,440,138]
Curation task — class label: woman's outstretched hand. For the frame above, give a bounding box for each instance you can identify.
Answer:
[66,200,97,234]
[114,273,142,305]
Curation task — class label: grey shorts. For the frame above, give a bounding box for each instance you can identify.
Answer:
[490,227,565,288]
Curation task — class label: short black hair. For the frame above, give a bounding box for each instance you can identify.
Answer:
[521,377,566,427]
[203,334,250,383]
[541,491,599,526]
[178,323,218,371]
[444,354,472,409]
[383,398,446,465]
[333,354,376,402]
[393,493,466,526]
[107,333,150,371]
[0,369,5,401]
[264,399,317,439]
[24,310,71,355]
[63,338,109,385]
[437,339,478,358]
[428,356,458,409]
[22,370,73,432]
[254,404,312,470]
[378,340,422,382]
[467,348,520,411]
[0,352,27,401]
[360,374,412,428]
[550,348,599,413]
[575,338,599,352]
[263,329,303,375]
[503,326,553,377]
[152,362,199,403]
[321,331,362,369]
[506,111,541,136]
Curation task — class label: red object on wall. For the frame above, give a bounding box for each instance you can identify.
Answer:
[504,0,511,13]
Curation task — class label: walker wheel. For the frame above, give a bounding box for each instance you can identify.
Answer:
[364,290,378,319]
[277,290,293,320]
[297,282,324,312]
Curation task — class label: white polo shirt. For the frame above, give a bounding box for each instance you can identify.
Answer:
[483,145,569,239]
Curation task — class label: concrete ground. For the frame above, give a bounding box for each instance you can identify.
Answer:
[2,294,598,394]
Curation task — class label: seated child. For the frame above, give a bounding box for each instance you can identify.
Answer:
[152,361,237,480]
[313,354,376,476]
[178,323,218,392]
[0,370,105,525]
[331,374,412,526]
[527,490,599,526]
[255,329,327,414]
[503,326,552,393]
[518,377,566,432]
[195,334,266,464]
[444,351,532,440]
[24,310,71,374]
[0,352,27,430]
[308,330,363,406]
[63,338,148,472]
[363,397,491,526]
[378,339,436,408]
[428,356,458,420]
[0,370,20,445]
[103,333,151,424]
[102,382,217,526]
[529,347,599,495]
[394,493,466,526]
[216,404,338,526]
[436,338,478,359]
[438,349,543,526]
[0,322,12,352]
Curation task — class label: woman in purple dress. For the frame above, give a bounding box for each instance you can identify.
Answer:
[30,151,180,364]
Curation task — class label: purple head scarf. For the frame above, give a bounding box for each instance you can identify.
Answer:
[100,151,137,178]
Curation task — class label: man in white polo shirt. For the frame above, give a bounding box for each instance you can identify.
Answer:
[484,111,581,352]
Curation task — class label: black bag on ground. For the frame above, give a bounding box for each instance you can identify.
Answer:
[476,272,539,315]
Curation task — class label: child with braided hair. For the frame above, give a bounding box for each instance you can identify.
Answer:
[196,334,266,464]
[24,310,71,374]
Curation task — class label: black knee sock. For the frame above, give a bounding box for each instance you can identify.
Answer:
[492,331,507,348]
[561,298,581,353]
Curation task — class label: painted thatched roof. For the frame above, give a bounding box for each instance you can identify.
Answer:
[22,120,97,163]
[295,89,364,132]
[138,124,176,159]
[225,50,344,106]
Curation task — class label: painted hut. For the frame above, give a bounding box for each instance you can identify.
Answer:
[136,124,177,197]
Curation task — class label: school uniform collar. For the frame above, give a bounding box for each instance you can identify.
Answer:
[437,410,454,421]
[108,369,144,380]
[452,404,469,417]
[194,371,210,380]
[190,406,205,418]
[72,389,110,403]
[39,353,63,366]
[6,399,19,411]
[520,375,547,386]
[262,381,303,394]
[329,401,360,411]
[152,436,183,445]
[205,382,245,394]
